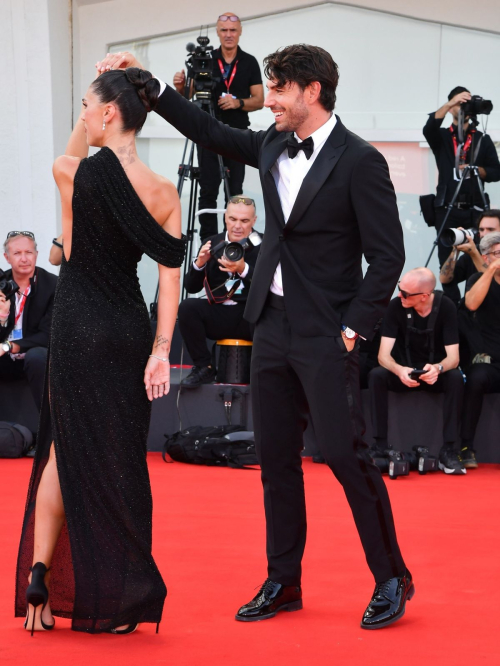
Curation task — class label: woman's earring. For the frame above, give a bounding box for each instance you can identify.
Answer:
[102,121,106,130]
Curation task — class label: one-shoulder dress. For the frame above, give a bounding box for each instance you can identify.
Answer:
[15,147,186,632]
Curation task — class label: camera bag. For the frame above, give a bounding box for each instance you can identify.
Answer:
[163,425,259,469]
[0,421,33,458]
[419,194,436,227]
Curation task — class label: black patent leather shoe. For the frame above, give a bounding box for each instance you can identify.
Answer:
[180,365,217,389]
[361,569,414,630]
[235,579,302,622]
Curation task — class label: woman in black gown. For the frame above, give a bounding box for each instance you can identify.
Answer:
[15,68,186,634]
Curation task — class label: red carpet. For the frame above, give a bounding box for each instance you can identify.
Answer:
[1,455,498,665]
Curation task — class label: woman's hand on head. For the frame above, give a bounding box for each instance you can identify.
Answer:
[96,52,142,74]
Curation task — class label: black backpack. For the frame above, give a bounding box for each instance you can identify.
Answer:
[163,425,259,469]
[0,421,33,458]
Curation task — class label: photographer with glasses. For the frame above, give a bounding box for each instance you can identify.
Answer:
[173,12,263,242]
[369,268,465,475]
[0,231,57,413]
[178,196,261,388]
[459,232,500,467]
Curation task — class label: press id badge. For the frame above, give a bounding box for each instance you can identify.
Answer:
[9,329,23,341]
[226,278,244,295]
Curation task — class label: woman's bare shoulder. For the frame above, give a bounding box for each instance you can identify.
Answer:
[53,155,81,182]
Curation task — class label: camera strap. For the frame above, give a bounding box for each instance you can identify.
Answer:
[218,59,238,94]
[404,291,443,367]
[203,269,242,305]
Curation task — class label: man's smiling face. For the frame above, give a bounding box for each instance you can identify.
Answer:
[264,79,309,133]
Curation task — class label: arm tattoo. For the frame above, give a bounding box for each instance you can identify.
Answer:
[155,334,170,348]
[440,253,457,279]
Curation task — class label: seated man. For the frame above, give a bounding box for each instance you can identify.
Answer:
[0,231,57,411]
[369,268,465,475]
[178,196,261,388]
[439,210,500,304]
[459,231,500,468]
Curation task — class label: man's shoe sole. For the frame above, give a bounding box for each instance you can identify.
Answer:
[438,462,466,475]
[235,599,303,622]
[361,584,415,630]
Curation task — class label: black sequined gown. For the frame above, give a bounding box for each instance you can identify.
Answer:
[15,147,186,632]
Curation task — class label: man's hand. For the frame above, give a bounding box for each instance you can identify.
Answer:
[218,255,245,275]
[340,330,356,352]
[195,241,212,268]
[396,366,421,388]
[487,257,500,273]
[448,91,471,110]
[96,51,142,74]
[173,69,186,93]
[456,229,476,255]
[218,95,241,111]
[419,363,440,385]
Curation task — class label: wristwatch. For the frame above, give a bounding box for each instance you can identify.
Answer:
[436,364,444,373]
[238,98,244,109]
[341,325,358,340]
[1,341,12,353]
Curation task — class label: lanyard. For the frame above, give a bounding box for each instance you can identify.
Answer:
[218,59,238,94]
[15,287,30,326]
[450,125,475,162]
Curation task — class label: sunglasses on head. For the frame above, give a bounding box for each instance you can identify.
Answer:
[218,14,240,22]
[397,282,430,299]
[228,196,255,206]
[6,231,36,240]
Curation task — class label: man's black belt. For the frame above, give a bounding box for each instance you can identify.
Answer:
[267,293,286,310]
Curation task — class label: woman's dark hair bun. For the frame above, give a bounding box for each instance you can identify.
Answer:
[124,67,160,112]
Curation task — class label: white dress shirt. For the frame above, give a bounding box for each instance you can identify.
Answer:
[270,113,337,296]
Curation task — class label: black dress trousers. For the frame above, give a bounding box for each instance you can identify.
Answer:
[251,297,406,586]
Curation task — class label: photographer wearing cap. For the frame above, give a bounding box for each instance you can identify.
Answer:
[439,210,500,303]
[173,12,264,242]
[0,231,57,411]
[423,86,500,292]
[369,268,465,475]
[178,196,261,388]
[459,231,500,468]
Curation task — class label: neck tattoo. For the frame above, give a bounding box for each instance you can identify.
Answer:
[116,143,136,169]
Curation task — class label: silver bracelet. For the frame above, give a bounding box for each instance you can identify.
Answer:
[149,354,169,362]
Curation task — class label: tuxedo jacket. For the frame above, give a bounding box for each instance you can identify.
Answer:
[184,231,261,303]
[156,86,405,340]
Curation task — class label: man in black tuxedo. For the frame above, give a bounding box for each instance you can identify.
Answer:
[179,196,260,388]
[97,44,412,630]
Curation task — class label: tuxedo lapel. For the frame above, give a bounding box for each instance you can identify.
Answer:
[285,120,348,232]
[260,132,289,228]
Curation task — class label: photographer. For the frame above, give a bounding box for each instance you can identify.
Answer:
[459,231,500,468]
[173,13,263,242]
[178,196,261,388]
[439,210,500,303]
[1,231,57,411]
[368,268,465,475]
[423,86,500,289]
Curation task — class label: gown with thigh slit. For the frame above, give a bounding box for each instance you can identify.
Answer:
[14,146,186,632]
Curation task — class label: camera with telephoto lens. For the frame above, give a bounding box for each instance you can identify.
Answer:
[461,95,493,117]
[441,227,477,247]
[185,35,216,103]
[370,448,410,480]
[210,231,262,263]
[0,268,18,300]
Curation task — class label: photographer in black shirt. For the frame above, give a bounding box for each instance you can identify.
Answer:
[423,86,500,283]
[173,12,263,241]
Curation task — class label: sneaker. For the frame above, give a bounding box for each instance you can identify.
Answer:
[460,447,478,469]
[180,365,217,389]
[438,449,466,475]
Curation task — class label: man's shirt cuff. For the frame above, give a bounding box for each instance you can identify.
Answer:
[156,77,167,96]
[238,263,249,279]
[192,259,206,271]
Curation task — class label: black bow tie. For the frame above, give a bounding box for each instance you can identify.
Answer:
[287,135,314,160]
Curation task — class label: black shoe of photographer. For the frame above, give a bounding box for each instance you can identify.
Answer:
[438,448,466,475]
[180,365,217,389]
[460,447,478,469]
[235,579,302,622]
[361,569,415,630]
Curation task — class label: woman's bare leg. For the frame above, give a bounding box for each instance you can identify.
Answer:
[26,443,65,631]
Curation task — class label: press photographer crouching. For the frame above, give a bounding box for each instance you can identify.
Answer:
[369,268,465,475]
[459,232,500,467]
[178,196,261,388]
[0,231,57,412]
[439,210,500,302]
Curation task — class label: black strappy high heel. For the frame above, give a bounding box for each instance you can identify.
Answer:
[108,623,139,635]
[25,562,55,636]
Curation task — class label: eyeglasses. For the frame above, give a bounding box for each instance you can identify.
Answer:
[218,14,240,22]
[228,196,255,206]
[6,231,36,240]
[485,249,500,259]
[398,282,431,299]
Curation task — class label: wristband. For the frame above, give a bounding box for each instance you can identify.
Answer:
[52,238,63,249]
[149,354,169,362]
[238,98,244,109]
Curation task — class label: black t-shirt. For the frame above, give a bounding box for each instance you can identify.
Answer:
[208,46,262,129]
[451,251,479,286]
[465,273,500,361]
[382,294,459,368]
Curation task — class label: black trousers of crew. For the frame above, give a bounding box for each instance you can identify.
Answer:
[251,296,406,586]
[0,347,47,411]
[178,298,253,367]
[197,146,245,242]
[369,366,464,444]
[461,362,500,447]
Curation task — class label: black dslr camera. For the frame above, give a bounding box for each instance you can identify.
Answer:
[371,445,437,479]
[462,95,493,117]
[0,269,18,300]
[210,231,262,263]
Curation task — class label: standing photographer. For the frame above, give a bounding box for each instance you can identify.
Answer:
[173,13,263,242]
[423,86,500,294]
